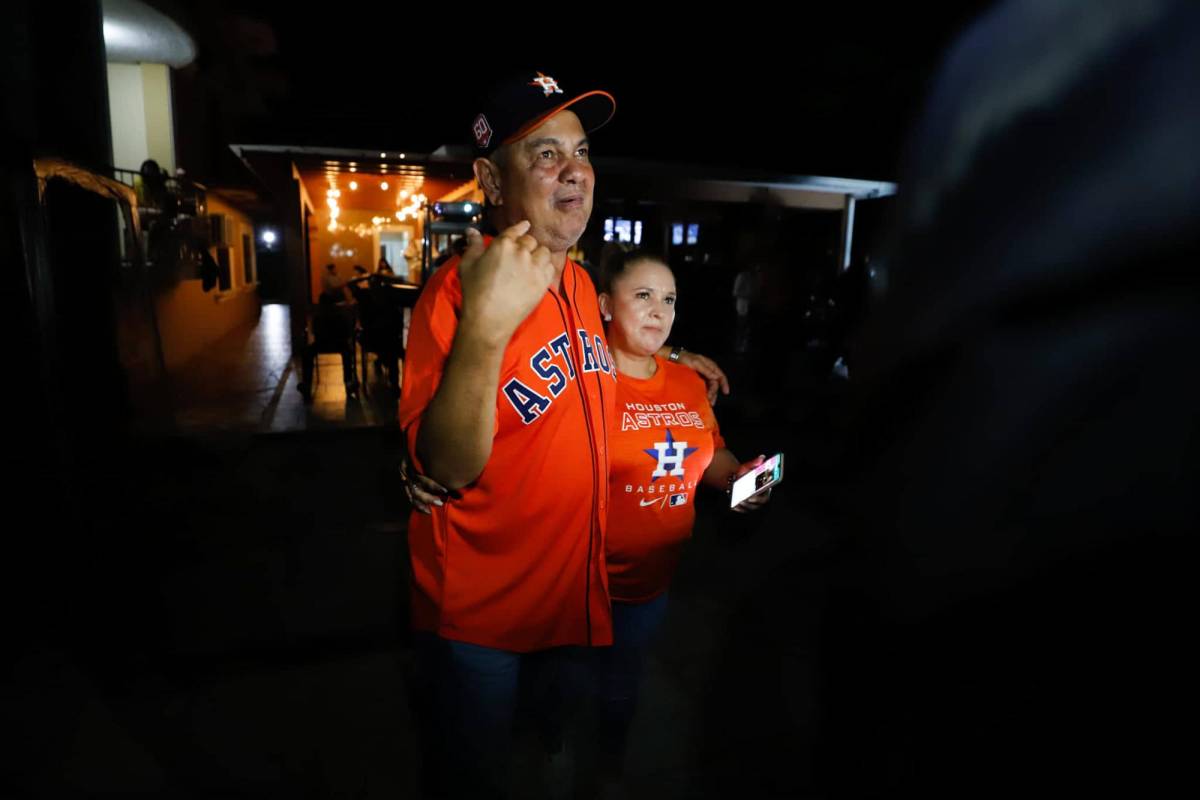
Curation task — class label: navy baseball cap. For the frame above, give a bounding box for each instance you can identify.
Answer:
[471,70,616,155]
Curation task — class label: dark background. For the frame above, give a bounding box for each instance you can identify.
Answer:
[162,1,995,187]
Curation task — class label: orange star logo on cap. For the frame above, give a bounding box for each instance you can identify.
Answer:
[530,72,563,97]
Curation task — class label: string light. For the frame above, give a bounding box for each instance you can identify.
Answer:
[316,168,428,236]
[396,191,427,222]
[325,179,343,233]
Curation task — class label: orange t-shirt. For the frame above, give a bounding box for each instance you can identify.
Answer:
[398,246,617,652]
[607,356,725,603]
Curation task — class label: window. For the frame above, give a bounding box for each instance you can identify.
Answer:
[672,223,684,246]
[217,247,232,291]
[613,218,632,243]
[686,223,699,245]
[242,234,254,285]
[604,217,643,245]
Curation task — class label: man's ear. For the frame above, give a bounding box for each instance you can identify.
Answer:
[473,157,503,206]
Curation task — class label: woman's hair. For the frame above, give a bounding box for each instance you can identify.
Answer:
[597,245,669,294]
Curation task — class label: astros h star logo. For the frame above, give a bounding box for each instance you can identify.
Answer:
[643,429,699,481]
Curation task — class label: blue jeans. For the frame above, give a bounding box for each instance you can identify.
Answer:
[593,592,670,771]
[411,633,588,799]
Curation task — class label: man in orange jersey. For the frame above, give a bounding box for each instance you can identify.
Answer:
[400,71,617,797]
[398,71,726,797]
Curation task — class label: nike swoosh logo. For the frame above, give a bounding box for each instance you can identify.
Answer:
[639,497,664,507]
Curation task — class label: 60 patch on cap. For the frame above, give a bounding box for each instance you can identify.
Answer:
[472,114,493,149]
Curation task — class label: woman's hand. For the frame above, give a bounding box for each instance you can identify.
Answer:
[728,454,772,514]
[399,452,451,514]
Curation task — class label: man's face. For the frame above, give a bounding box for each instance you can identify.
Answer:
[491,110,594,255]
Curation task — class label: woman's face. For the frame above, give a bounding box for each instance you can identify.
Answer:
[600,258,677,357]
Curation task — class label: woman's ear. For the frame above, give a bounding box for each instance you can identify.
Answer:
[598,293,613,322]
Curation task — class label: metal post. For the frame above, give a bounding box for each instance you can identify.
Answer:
[838,195,856,273]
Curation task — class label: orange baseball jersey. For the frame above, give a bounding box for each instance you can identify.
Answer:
[398,243,617,652]
[607,356,725,603]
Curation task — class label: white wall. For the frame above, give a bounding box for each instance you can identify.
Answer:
[140,64,176,173]
[107,62,148,170]
[106,62,175,172]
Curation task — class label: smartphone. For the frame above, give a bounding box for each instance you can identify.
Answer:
[730,453,784,508]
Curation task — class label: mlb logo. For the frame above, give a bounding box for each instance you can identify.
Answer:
[669,493,688,507]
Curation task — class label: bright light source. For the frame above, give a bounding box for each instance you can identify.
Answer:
[102,21,137,51]
[261,230,277,245]
[349,181,358,191]
[464,203,473,213]
[380,181,389,191]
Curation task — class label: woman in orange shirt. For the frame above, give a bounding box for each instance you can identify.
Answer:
[594,249,770,783]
